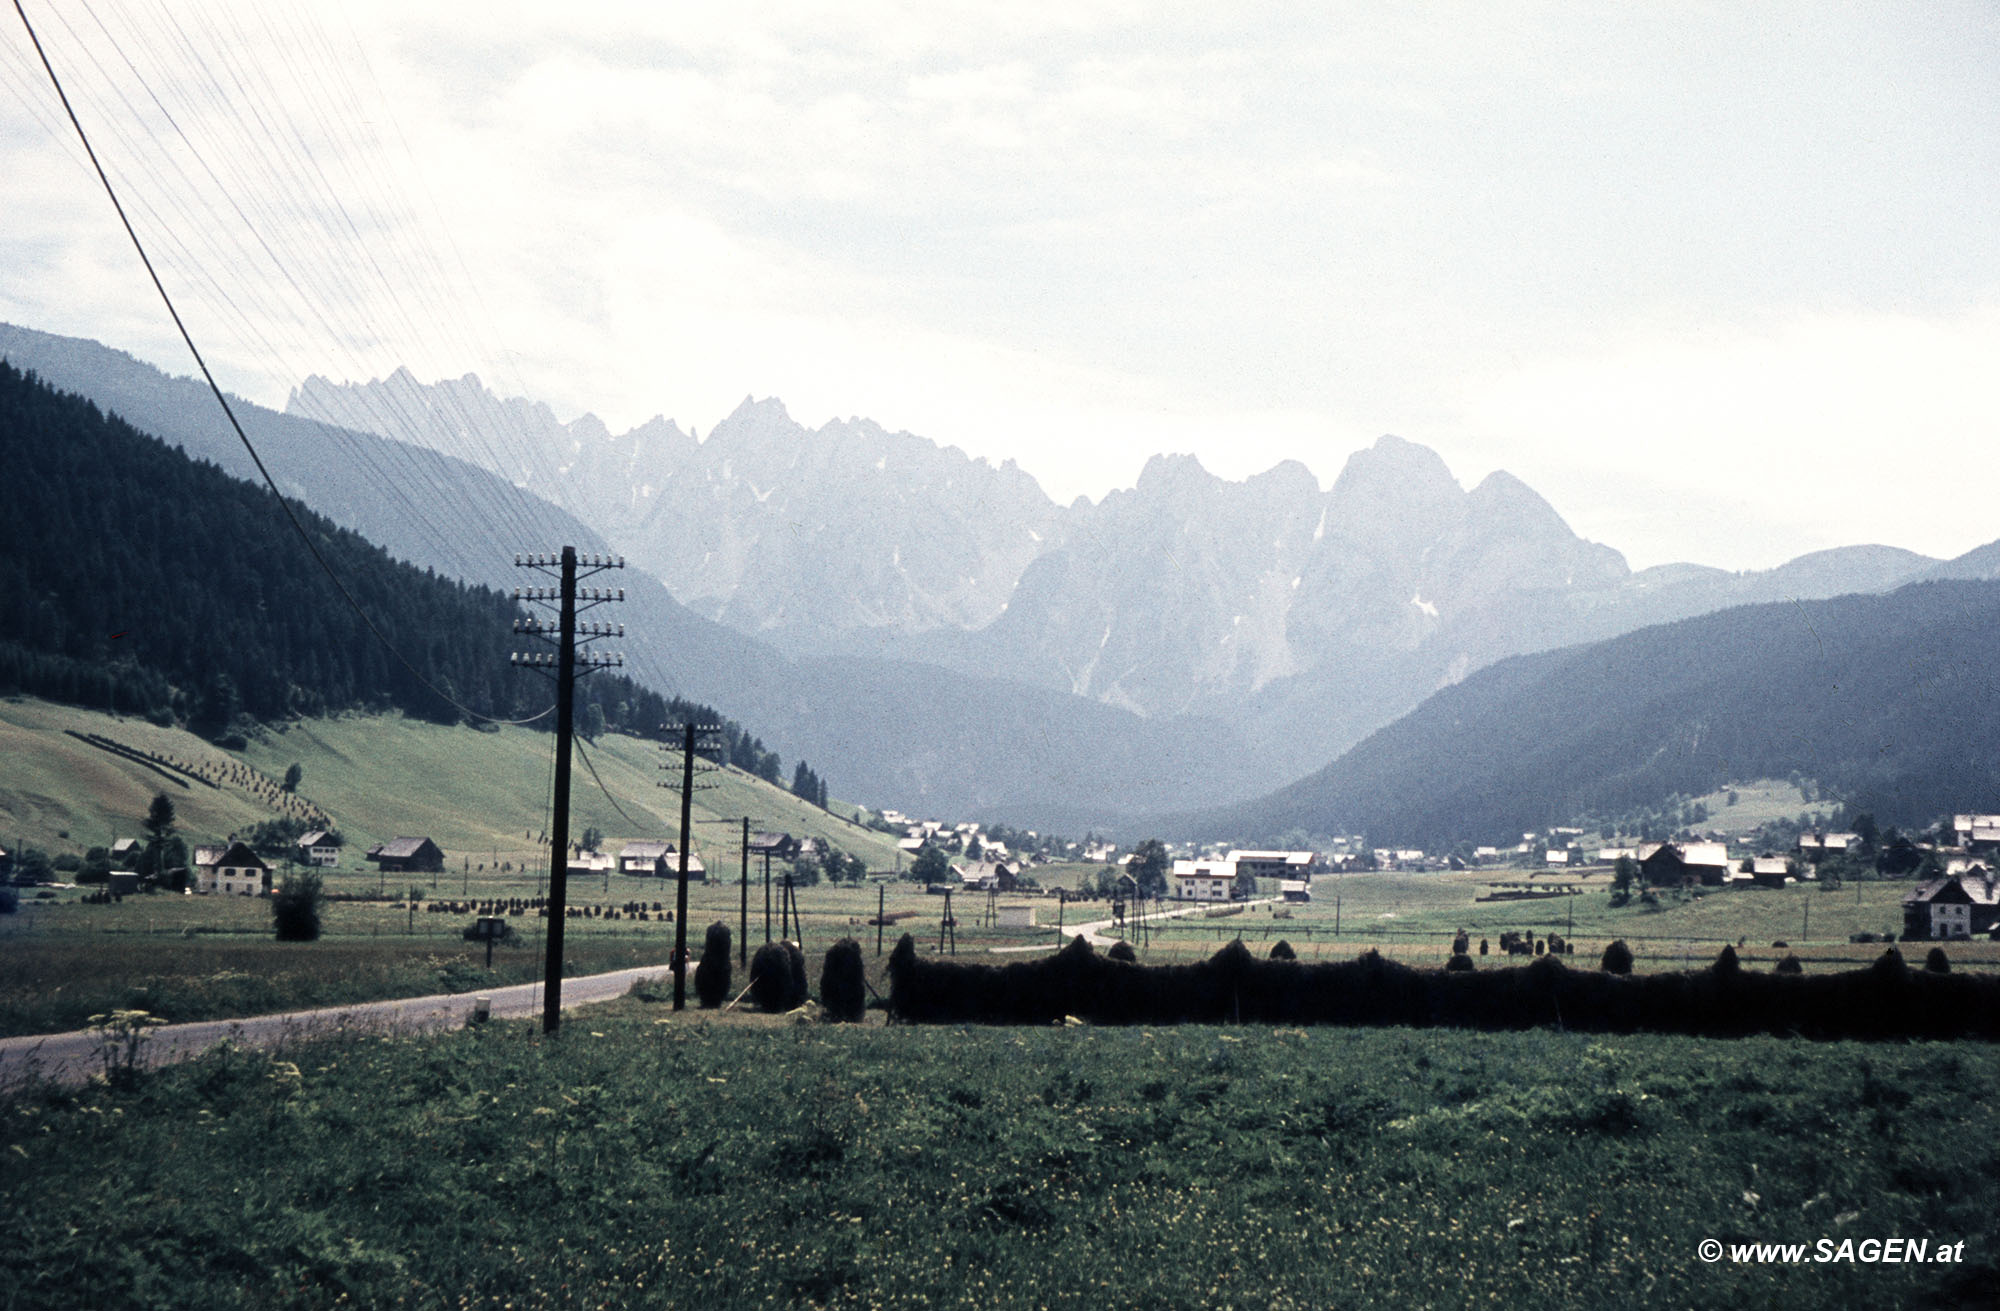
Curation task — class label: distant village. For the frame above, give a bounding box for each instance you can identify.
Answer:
[12,793,1999,946]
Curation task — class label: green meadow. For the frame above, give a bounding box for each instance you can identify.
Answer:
[2,1006,1994,1309]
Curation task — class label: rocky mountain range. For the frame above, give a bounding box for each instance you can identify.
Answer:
[285,368,1963,788]
[10,320,1991,833]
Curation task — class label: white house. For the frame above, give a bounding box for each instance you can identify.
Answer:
[296,830,340,868]
[1172,859,1233,902]
[200,841,268,896]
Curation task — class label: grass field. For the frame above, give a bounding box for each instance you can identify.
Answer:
[8,856,1992,1038]
[2,1004,1994,1309]
[0,696,906,875]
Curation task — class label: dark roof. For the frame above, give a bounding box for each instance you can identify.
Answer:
[217,840,267,870]
[371,836,438,859]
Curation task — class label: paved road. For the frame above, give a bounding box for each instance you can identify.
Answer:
[990,898,1277,952]
[0,964,675,1091]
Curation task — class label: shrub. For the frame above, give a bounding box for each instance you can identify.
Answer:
[0,884,16,915]
[1107,941,1137,963]
[695,923,732,1008]
[1268,940,1296,960]
[1776,954,1804,975]
[1600,940,1634,975]
[820,938,866,1022]
[1924,947,1950,974]
[271,870,323,942]
[1444,952,1474,972]
[1713,945,1741,977]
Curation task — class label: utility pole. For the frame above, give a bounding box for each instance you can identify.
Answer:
[740,817,751,968]
[512,548,624,1035]
[658,723,720,1011]
[877,882,885,956]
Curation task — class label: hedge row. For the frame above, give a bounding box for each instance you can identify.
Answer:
[885,935,2000,1041]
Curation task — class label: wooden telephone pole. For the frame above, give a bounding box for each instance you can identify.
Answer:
[512,548,623,1035]
[659,723,720,1011]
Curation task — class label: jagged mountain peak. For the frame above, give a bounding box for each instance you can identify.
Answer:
[1326,434,1465,517]
[716,394,795,434]
[1134,451,1218,495]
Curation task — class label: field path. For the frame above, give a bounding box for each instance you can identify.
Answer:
[990,897,1277,952]
[0,963,671,1090]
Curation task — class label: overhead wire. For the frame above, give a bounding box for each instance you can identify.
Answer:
[10,0,555,728]
[41,1,494,565]
[75,0,556,554]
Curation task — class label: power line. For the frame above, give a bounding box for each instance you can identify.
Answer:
[12,0,554,730]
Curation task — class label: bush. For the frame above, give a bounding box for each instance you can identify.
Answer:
[820,938,866,1022]
[1444,953,1474,972]
[1107,941,1137,963]
[271,870,324,941]
[1924,947,1950,975]
[695,923,732,1008]
[1776,954,1804,975]
[1268,940,1296,960]
[1600,940,1634,975]
[0,884,16,914]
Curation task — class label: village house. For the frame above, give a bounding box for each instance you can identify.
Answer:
[1903,868,2000,939]
[1748,856,1798,887]
[1228,850,1316,881]
[1639,841,1736,887]
[191,843,225,885]
[295,830,340,868]
[1172,859,1233,902]
[1279,878,1313,903]
[364,836,445,874]
[618,840,674,876]
[199,840,268,896]
[747,832,799,863]
[1953,814,2000,852]
[109,837,142,867]
[1797,831,1860,859]
[954,859,1017,892]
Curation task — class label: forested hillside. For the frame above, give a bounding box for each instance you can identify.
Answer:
[0,362,773,767]
[1192,579,2000,846]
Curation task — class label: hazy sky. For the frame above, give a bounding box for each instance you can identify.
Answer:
[3,1,1997,570]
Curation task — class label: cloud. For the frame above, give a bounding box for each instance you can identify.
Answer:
[1448,307,2000,569]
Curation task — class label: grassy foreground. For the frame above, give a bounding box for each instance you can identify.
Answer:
[3,1007,1995,1309]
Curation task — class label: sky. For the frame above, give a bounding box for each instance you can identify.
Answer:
[2,1,1997,571]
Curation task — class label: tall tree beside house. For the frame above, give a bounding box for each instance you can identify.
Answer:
[1233,863,1259,901]
[1129,838,1170,898]
[137,792,187,888]
[908,844,951,885]
[142,792,176,847]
